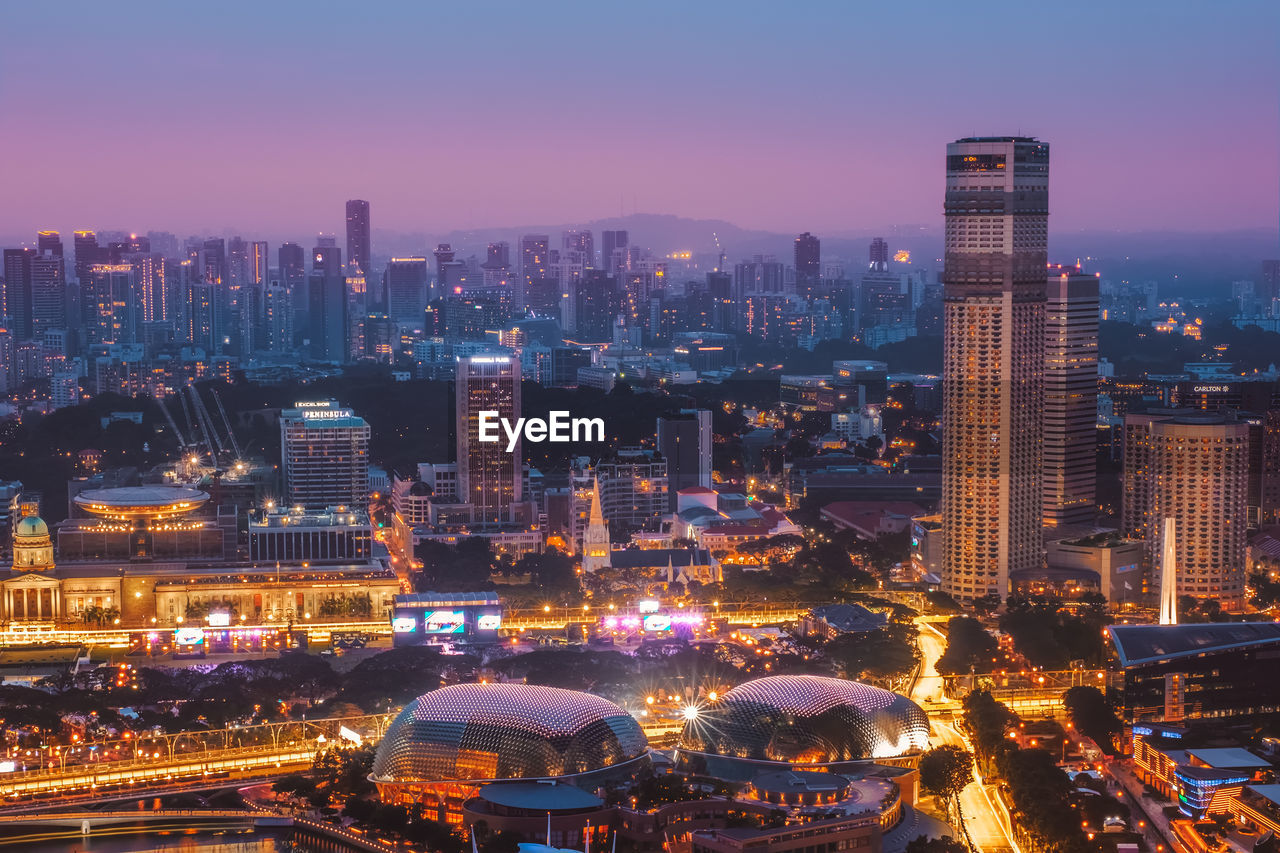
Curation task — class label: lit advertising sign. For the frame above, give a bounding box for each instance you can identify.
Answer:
[301,408,354,420]
[643,614,672,632]
[638,599,660,613]
[207,612,231,627]
[294,401,335,409]
[1191,385,1230,393]
[392,617,418,633]
[424,610,466,634]
[477,613,502,631]
[175,627,205,645]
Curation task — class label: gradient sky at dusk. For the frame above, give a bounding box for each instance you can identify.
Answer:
[2,0,1277,240]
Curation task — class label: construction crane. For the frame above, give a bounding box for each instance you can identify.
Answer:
[178,389,201,455]
[713,232,726,273]
[188,385,226,458]
[158,395,190,451]
[209,387,244,459]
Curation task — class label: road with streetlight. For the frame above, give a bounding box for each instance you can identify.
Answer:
[912,618,1019,853]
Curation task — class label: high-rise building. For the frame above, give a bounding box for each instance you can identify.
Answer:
[602,230,628,275]
[278,242,306,286]
[794,232,821,288]
[456,355,522,525]
[249,241,269,285]
[563,230,594,267]
[484,242,511,271]
[280,401,371,509]
[309,245,347,362]
[264,280,293,351]
[346,200,371,276]
[657,409,713,512]
[73,230,102,283]
[30,251,67,340]
[1122,411,1249,611]
[520,235,550,309]
[869,238,889,269]
[37,231,63,258]
[434,244,466,293]
[2,249,34,339]
[1043,264,1099,526]
[1260,260,1280,303]
[384,257,430,324]
[84,264,137,345]
[940,136,1049,602]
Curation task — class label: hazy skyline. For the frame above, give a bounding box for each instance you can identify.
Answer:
[3,0,1278,240]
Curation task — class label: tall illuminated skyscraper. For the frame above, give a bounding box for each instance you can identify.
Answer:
[1043,264,1099,526]
[384,257,430,324]
[309,245,346,362]
[940,137,1049,602]
[345,200,371,275]
[456,355,522,525]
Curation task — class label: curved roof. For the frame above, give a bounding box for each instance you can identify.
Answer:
[74,486,209,516]
[477,782,604,811]
[1107,623,1280,667]
[680,675,929,763]
[372,683,647,784]
[13,516,48,538]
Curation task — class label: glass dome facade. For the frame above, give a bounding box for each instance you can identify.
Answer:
[372,683,648,784]
[678,675,929,778]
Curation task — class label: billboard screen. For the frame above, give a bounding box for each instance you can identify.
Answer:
[392,617,418,633]
[423,610,466,634]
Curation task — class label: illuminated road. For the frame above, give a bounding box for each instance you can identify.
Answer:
[912,619,1019,853]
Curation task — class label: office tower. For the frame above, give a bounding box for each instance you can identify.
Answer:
[520,234,550,308]
[434,244,466,292]
[278,242,306,286]
[456,355,522,524]
[1043,265,1099,526]
[186,279,217,352]
[794,232,821,286]
[280,401,371,509]
[3,249,34,339]
[73,231,101,283]
[1261,260,1280,303]
[706,271,734,333]
[869,237,889,269]
[563,229,594,267]
[940,137,1049,603]
[345,200,371,275]
[657,409,713,512]
[201,238,226,284]
[384,257,430,324]
[85,264,137,345]
[734,256,785,295]
[571,271,620,341]
[309,245,347,362]
[1122,411,1249,610]
[30,251,67,339]
[37,231,63,257]
[602,230,628,275]
[485,242,511,270]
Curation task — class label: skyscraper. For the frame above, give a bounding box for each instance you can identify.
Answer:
[562,229,594,267]
[940,137,1049,602]
[1043,265,1099,526]
[519,234,550,309]
[2,249,34,339]
[30,250,67,339]
[794,232,821,288]
[309,245,347,362]
[345,200,371,275]
[73,230,102,283]
[84,264,138,345]
[657,409,713,511]
[869,237,889,269]
[1122,411,1248,611]
[384,257,430,324]
[37,231,63,258]
[602,230,629,276]
[456,355,522,525]
[280,401,371,509]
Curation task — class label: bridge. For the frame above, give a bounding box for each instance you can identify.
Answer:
[0,713,392,808]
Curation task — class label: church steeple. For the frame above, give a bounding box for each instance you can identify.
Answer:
[581,477,611,573]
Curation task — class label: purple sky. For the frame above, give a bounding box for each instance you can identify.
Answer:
[2,0,1277,240]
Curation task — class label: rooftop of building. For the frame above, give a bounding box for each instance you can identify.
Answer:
[475,782,603,812]
[806,603,888,634]
[395,591,501,607]
[249,507,371,528]
[1108,622,1280,668]
[1186,748,1271,769]
[609,548,714,569]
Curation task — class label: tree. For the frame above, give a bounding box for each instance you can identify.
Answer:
[919,745,975,841]
[1062,685,1121,754]
[905,836,969,853]
[936,616,1000,676]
